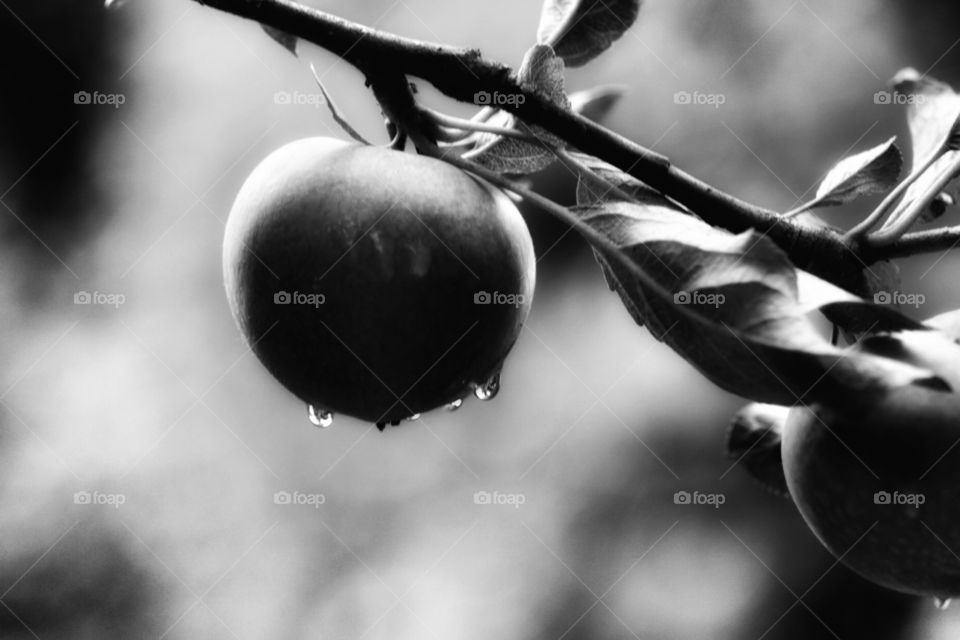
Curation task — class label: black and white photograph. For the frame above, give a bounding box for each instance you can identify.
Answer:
[3,1,960,638]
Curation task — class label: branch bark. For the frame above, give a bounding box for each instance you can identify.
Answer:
[870,227,960,261]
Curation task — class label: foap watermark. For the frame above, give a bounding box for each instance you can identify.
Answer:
[473,90,526,107]
[874,90,926,106]
[874,291,925,308]
[274,291,325,307]
[473,490,526,508]
[474,291,527,307]
[74,90,126,109]
[674,490,725,508]
[273,490,326,508]
[874,490,925,508]
[674,290,725,308]
[74,290,125,308]
[674,90,726,109]
[274,90,325,108]
[74,490,126,509]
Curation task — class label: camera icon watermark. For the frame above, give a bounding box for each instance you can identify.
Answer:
[874,490,925,508]
[274,291,325,308]
[474,291,527,307]
[873,90,926,106]
[473,490,526,508]
[273,90,325,108]
[73,490,126,509]
[673,91,726,109]
[74,290,125,308]
[673,290,725,308]
[273,490,325,508]
[74,90,126,109]
[673,490,726,508]
[473,91,526,107]
[873,290,925,308]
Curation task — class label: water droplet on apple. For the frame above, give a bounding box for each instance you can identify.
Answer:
[308,405,334,428]
[473,373,501,401]
[935,597,951,610]
[445,398,463,411]
[407,414,421,421]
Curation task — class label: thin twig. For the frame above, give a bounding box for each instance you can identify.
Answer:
[846,148,943,239]
[866,152,960,246]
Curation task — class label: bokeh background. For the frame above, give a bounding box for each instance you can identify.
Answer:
[2,1,960,638]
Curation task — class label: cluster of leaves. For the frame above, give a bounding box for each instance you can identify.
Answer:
[445,1,960,401]
[423,0,960,498]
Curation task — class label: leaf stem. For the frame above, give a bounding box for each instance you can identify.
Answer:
[865,152,960,246]
[845,146,943,240]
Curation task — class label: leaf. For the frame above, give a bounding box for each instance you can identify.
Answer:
[537,0,642,67]
[812,261,915,341]
[923,309,960,342]
[517,44,568,105]
[308,64,369,145]
[793,137,901,213]
[794,270,859,312]
[856,330,960,394]
[900,150,960,224]
[468,112,557,174]
[891,68,960,165]
[262,24,299,57]
[569,85,627,123]
[574,199,939,404]
[889,69,960,223]
[572,152,661,207]
[818,301,926,338]
[727,403,790,497]
[469,45,569,174]
[861,259,902,301]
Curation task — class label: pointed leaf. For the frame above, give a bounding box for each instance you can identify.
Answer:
[569,85,627,123]
[308,64,369,145]
[573,152,661,207]
[576,199,936,404]
[887,69,960,223]
[818,301,926,337]
[517,44,568,105]
[891,68,960,165]
[262,24,299,57]
[537,0,642,67]
[798,137,901,212]
[470,45,568,174]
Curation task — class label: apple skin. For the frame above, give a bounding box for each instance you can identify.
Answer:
[223,137,535,424]
[783,330,960,598]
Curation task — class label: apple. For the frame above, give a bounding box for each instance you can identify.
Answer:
[223,137,535,426]
[783,329,960,598]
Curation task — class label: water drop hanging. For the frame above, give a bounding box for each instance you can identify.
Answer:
[445,398,463,411]
[308,405,334,428]
[935,597,951,610]
[408,414,421,421]
[473,373,501,401]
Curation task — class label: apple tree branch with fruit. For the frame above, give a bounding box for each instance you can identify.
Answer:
[184,0,960,605]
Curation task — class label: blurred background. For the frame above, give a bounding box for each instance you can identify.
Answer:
[1,0,960,638]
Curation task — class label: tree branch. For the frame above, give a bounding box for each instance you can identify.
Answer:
[871,227,960,261]
[190,0,891,294]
